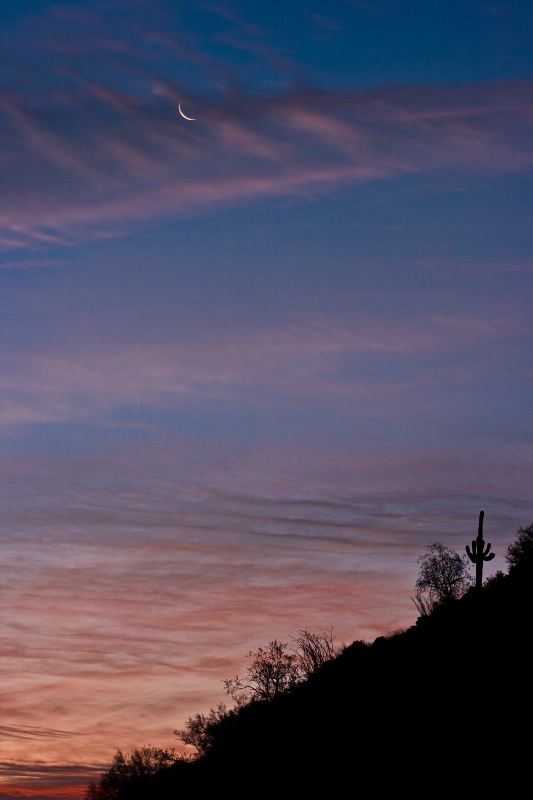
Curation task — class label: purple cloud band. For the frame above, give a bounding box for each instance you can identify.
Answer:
[1,79,532,251]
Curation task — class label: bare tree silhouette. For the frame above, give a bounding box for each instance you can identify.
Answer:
[413,539,472,614]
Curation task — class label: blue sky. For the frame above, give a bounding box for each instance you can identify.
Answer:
[0,1,532,796]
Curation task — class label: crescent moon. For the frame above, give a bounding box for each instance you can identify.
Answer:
[178,103,196,121]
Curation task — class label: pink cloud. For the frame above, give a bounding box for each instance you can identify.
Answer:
[1,79,531,251]
[0,312,522,425]
[0,516,414,780]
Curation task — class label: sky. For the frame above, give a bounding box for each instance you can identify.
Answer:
[0,0,532,796]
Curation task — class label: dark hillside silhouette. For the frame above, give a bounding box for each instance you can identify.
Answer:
[87,520,533,798]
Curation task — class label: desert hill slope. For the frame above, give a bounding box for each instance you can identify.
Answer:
[146,559,532,796]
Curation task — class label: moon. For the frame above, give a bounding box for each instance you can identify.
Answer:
[178,103,196,121]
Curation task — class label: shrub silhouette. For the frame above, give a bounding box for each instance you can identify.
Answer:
[174,702,239,756]
[85,746,180,799]
[223,639,300,702]
[222,630,342,704]
[290,627,344,678]
[505,522,533,571]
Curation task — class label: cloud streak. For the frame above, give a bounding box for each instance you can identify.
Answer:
[1,78,532,251]
[0,311,525,426]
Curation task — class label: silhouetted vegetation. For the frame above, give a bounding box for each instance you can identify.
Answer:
[466,510,495,588]
[173,702,238,756]
[505,522,533,571]
[223,638,301,702]
[290,626,341,678]
[85,746,183,799]
[173,629,342,757]
[87,518,533,798]
[412,538,472,615]
[221,629,343,704]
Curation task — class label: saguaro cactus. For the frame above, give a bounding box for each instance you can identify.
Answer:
[466,510,495,590]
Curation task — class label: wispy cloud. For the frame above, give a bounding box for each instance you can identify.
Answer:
[0,758,101,798]
[1,77,531,251]
[0,311,523,425]
[0,728,102,796]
